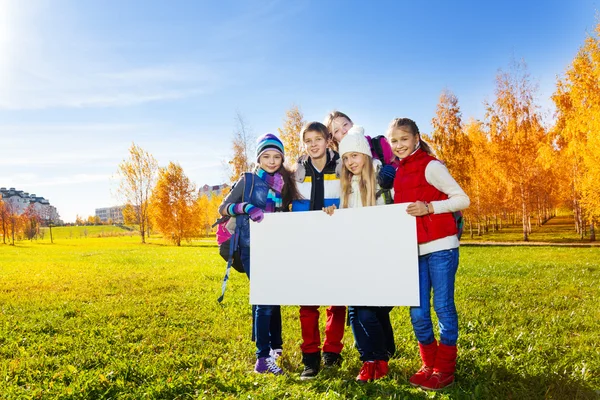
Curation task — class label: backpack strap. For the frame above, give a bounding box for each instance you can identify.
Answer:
[242,172,255,202]
[217,222,240,303]
[217,173,255,303]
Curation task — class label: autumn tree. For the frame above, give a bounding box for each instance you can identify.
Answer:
[428,90,473,191]
[197,195,211,237]
[150,162,200,246]
[552,22,600,240]
[75,214,84,226]
[23,205,41,240]
[229,111,255,183]
[0,199,8,244]
[278,104,305,167]
[485,60,547,241]
[117,143,158,243]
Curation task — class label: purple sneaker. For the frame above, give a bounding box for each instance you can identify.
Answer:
[254,356,284,375]
[269,348,283,360]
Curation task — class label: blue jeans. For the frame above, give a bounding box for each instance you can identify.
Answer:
[241,246,283,358]
[349,306,394,361]
[410,248,459,346]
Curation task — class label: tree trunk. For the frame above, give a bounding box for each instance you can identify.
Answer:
[590,220,596,242]
[521,183,529,241]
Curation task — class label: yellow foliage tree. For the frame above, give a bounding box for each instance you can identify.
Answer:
[197,195,210,237]
[553,22,600,240]
[428,89,473,191]
[117,143,158,243]
[0,199,9,244]
[150,162,200,246]
[278,104,305,167]
[485,60,547,241]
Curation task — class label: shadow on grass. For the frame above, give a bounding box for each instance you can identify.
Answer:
[455,356,599,400]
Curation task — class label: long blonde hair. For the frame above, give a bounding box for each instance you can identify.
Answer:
[340,153,377,208]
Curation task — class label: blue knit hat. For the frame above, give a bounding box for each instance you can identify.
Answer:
[256,133,285,161]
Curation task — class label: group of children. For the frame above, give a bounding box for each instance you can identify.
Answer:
[218,111,470,391]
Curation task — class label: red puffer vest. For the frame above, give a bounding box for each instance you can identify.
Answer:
[393,149,457,244]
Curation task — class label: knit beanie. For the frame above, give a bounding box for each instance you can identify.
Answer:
[256,133,285,161]
[338,125,371,158]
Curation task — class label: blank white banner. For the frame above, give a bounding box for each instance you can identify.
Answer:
[249,203,419,306]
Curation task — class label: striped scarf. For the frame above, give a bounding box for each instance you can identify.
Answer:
[256,168,283,212]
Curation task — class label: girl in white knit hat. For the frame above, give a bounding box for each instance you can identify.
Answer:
[324,110,396,204]
[323,125,395,383]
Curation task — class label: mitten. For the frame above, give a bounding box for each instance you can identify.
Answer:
[245,204,264,223]
[378,164,396,189]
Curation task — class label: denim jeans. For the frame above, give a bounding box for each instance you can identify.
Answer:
[348,306,394,361]
[410,248,459,346]
[241,246,283,358]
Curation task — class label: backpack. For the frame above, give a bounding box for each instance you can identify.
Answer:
[453,211,464,240]
[369,135,394,166]
[215,173,255,302]
[370,135,395,205]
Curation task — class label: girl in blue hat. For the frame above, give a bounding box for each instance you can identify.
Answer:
[219,133,300,374]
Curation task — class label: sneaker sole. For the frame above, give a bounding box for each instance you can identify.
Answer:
[300,375,317,381]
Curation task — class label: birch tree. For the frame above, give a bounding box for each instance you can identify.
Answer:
[117,143,158,243]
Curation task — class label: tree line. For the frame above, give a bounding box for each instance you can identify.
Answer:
[228,24,600,242]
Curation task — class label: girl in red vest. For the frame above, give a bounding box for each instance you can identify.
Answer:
[387,118,470,391]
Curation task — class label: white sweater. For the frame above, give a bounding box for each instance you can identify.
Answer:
[418,160,470,256]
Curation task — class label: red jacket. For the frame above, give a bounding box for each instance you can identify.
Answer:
[393,149,457,244]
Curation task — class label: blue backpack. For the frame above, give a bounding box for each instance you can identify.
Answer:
[214,173,255,302]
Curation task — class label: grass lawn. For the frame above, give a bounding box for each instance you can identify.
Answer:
[37,226,135,241]
[461,215,596,244]
[0,238,598,399]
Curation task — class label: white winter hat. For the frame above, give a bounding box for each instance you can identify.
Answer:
[338,125,371,158]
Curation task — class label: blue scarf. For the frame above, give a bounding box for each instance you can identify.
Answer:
[256,168,283,212]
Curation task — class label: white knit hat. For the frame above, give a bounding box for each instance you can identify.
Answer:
[338,125,371,158]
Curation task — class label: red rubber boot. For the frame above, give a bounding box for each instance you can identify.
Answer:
[420,343,457,391]
[409,340,437,387]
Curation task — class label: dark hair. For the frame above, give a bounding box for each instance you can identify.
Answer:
[300,121,332,142]
[278,165,301,211]
[386,117,433,155]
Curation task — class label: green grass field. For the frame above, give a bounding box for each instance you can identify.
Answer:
[0,237,598,399]
[33,225,135,241]
[461,215,593,243]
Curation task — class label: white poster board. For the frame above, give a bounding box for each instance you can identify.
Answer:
[249,203,419,306]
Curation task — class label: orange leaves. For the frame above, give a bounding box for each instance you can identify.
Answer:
[278,105,305,168]
[553,21,600,230]
[150,162,200,246]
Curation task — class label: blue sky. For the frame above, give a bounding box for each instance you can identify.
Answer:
[0,0,598,222]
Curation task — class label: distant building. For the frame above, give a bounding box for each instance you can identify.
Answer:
[0,187,61,224]
[199,183,229,199]
[95,206,125,224]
